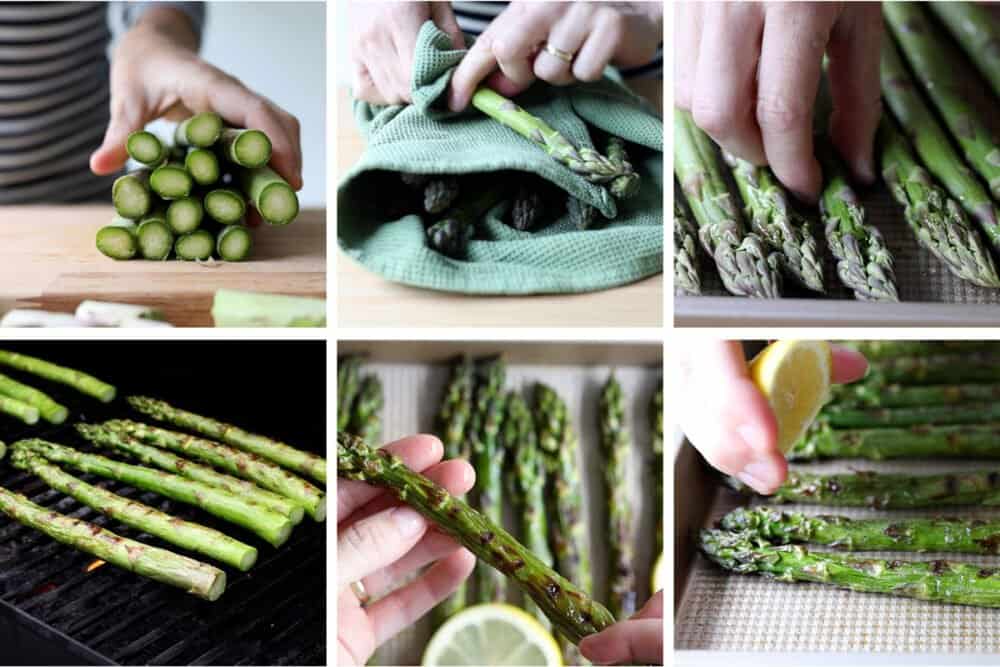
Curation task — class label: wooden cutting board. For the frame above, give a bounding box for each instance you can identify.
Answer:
[0,205,326,326]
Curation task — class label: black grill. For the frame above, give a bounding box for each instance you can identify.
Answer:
[0,341,326,666]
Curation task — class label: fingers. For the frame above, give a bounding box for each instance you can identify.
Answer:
[429,3,466,50]
[831,345,869,384]
[91,66,148,175]
[535,4,592,86]
[826,4,883,184]
[579,618,663,666]
[366,549,476,645]
[361,531,465,600]
[572,7,625,83]
[337,505,429,589]
[345,459,475,525]
[674,2,702,110]
[633,591,663,619]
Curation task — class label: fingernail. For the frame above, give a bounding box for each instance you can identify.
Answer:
[736,423,770,453]
[391,507,424,537]
[737,459,782,493]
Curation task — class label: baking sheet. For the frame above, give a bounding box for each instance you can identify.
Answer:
[675,450,1000,655]
[340,345,663,666]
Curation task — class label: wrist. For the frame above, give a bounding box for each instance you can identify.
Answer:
[133,6,199,52]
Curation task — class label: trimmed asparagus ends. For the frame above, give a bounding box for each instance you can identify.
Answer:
[0,483,226,601]
[0,350,115,402]
[338,432,616,644]
[137,219,175,260]
[0,373,67,423]
[184,148,220,186]
[175,112,223,148]
[211,289,326,328]
[220,128,272,168]
[97,217,138,261]
[112,170,152,219]
[174,230,214,261]
[204,188,247,225]
[216,225,253,262]
[126,131,165,166]
[0,396,38,424]
[150,163,193,200]
[239,166,299,225]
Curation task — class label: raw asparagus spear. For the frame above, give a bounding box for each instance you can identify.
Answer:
[0,350,115,402]
[348,374,383,445]
[149,162,193,200]
[166,197,204,234]
[674,109,782,298]
[821,401,1000,429]
[204,188,247,225]
[424,177,460,214]
[97,217,138,260]
[510,186,544,231]
[600,374,636,618]
[929,2,1000,99]
[137,218,174,260]
[11,448,257,571]
[721,506,1000,555]
[338,356,363,432]
[174,229,214,261]
[833,382,1000,410]
[219,128,272,168]
[0,484,225,601]
[15,439,293,547]
[885,3,1000,199]
[651,384,663,555]
[211,289,325,327]
[882,36,1000,249]
[427,185,508,258]
[791,421,1000,461]
[175,112,223,147]
[471,357,507,603]
[104,419,326,521]
[184,148,220,186]
[838,340,998,361]
[0,396,38,424]
[216,225,253,262]
[75,423,305,525]
[606,136,640,200]
[112,170,152,219]
[567,194,598,230]
[239,165,299,225]
[338,432,616,644]
[818,140,897,301]
[0,373,67,423]
[724,151,825,292]
[864,352,1000,387]
[674,195,702,296]
[126,130,165,166]
[701,528,1000,609]
[748,469,1000,509]
[471,87,626,183]
[878,115,1000,287]
[503,391,553,628]
[127,396,327,484]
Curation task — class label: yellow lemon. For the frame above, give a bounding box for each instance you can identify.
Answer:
[422,603,563,666]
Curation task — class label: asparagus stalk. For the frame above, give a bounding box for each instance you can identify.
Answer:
[881,35,1000,249]
[427,185,508,258]
[204,188,247,224]
[216,225,253,262]
[175,112,223,148]
[606,136,640,200]
[104,419,326,521]
[674,194,702,296]
[0,373,67,423]
[878,115,999,287]
[471,87,626,183]
[11,448,258,571]
[211,289,326,327]
[0,350,115,402]
[127,396,327,484]
[821,401,1000,429]
[149,163,193,200]
[0,395,38,424]
[16,439,293,546]
[818,139,897,300]
[509,186,544,231]
[184,148,220,186]
[838,340,998,361]
[75,423,305,525]
[338,432,616,643]
[471,357,507,603]
[137,218,175,260]
[651,384,663,555]
[112,170,152,219]
[701,528,1000,609]
[0,483,226,601]
[174,229,214,261]
[832,382,1000,409]
[885,2,1000,199]
[126,130,165,166]
[791,421,1000,461]
[238,165,299,225]
[338,356,363,432]
[721,506,1000,555]
[566,194,598,231]
[929,2,1000,99]
[348,375,383,445]
[424,177,461,214]
[724,151,825,292]
[96,216,139,261]
[219,128,272,168]
[674,109,782,298]
[864,352,1000,387]
[600,374,636,618]
[166,197,204,235]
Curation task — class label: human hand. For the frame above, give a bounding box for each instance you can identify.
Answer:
[90,6,303,201]
[675,2,882,202]
[350,2,465,106]
[449,1,662,111]
[678,341,868,494]
[580,591,663,665]
[337,435,476,666]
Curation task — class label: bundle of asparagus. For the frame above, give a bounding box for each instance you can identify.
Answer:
[103,112,299,262]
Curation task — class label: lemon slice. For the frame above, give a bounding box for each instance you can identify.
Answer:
[651,552,665,592]
[422,603,563,667]
[749,340,832,454]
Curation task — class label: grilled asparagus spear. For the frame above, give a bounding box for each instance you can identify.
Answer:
[338,356,364,432]
[600,374,636,618]
[471,358,507,603]
[791,421,1000,461]
[0,350,115,402]
[348,375,384,445]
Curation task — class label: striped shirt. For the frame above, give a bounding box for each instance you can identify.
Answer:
[0,2,203,204]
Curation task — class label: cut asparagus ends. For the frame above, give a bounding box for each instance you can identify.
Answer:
[126,130,165,166]
[112,170,152,219]
[16,438,293,547]
[105,418,327,521]
[0,483,226,601]
[137,219,175,260]
[0,395,39,424]
[150,163,193,200]
[174,230,215,261]
[216,225,253,262]
[204,188,247,224]
[11,448,258,571]
[166,197,204,235]
[0,350,115,402]
[175,112,223,148]
[0,372,67,423]
[219,128,272,168]
[184,148,220,186]
[239,166,299,225]
[76,423,305,525]
[96,216,138,260]
[338,432,616,644]
[126,396,328,485]
[75,301,165,327]
[211,289,326,327]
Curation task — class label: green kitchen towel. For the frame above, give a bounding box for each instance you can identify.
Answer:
[338,21,663,294]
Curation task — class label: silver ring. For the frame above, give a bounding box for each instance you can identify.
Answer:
[351,580,370,605]
[543,42,575,64]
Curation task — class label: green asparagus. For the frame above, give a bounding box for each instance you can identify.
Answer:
[510,186,544,231]
[791,421,1000,461]
[674,195,702,296]
[0,373,67,423]
[822,401,1000,429]
[674,109,782,298]
[0,350,115,402]
[838,341,998,361]
[204,188,246,225]
[166,197,204,234]
[219,128,272,168]
[184,148,220,186]
[96,217,138,261]
[126,130,165,166]
[112,170,152,219]
[424,177,461,214]
[137,218,174,260]
[567,194,598,230]
[211,290,326,327]
[427,185,508,257]
[149,162,193,200]
[174,229,214,261]
[833,382,1000,409]
[471,357,507,603]
[216,225,253,262]
[175,112,223,148]
[348,374,383,445]
[239,165,299,225]
[338,432,616,644]
[338,356,363,432]
[0,396,38,424]
[0,484,226,601]
[864,353,1000,387]
[600,374,636,618]
[606,136,640,200]
[929,2,1000,99]
[651,384,663,555]
[127,396,327,484]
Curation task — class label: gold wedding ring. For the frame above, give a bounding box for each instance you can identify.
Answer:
[351,580,370,605]
[543,42,575,64]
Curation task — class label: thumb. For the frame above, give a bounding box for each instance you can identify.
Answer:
[338,506,428,589]
[90,98,146,175]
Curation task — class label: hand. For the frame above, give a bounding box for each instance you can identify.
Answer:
[337,435,476,666]
[449,1,662,111]
[675,2,882,202]
[678,341,868,494]
[90,7,303,203]
[580,591,663,665]
[350,2,465,106]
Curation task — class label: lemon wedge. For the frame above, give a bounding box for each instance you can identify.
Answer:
[422,603,563,666]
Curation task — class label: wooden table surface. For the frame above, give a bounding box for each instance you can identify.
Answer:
[336,82,664,328]
[0,206,326,327]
